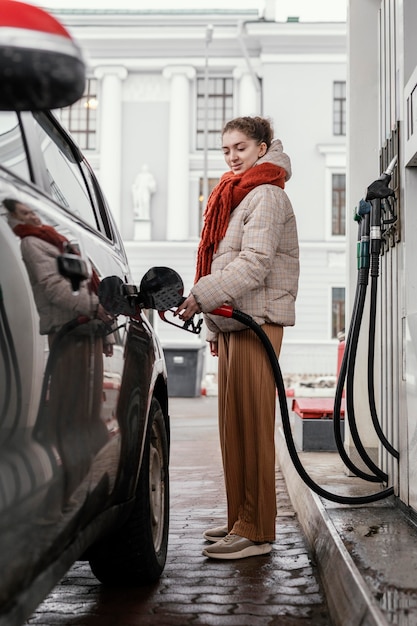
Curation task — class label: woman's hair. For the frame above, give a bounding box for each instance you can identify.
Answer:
[2,198,19,213]
[222,116,274,149]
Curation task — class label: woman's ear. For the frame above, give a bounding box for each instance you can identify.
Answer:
[259,142,267,158]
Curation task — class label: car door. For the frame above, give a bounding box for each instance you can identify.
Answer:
[0,113,88,611]
[0,109,154,611]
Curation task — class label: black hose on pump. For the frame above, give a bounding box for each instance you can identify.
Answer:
[336,159,400,470]
[366,195,399,459]
[326,206,389,482]
[332,281,384,482]
[342,210,389,480]
[217,307,394,505]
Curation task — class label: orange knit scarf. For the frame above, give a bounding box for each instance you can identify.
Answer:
[14,223,70,253]
[195,162,286,282]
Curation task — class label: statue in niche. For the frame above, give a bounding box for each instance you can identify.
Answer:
[132,164,156,221]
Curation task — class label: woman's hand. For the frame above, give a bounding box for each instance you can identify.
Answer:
[96,303,115,324]
[174,294,201,321]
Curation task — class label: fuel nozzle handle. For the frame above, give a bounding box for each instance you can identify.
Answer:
[365,155,397,202]
[383,155,397,177]
[366,156,397,276]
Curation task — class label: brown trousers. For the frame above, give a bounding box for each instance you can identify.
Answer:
[217,323,283,543]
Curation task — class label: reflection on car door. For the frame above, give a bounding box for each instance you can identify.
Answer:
[0,110,133,607]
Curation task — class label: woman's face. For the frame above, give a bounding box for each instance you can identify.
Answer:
[222,129,267,175]
[14,202,42,226]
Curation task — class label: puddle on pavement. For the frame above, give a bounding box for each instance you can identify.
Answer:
[328,507,417,625]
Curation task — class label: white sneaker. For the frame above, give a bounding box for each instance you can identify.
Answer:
[202,533,272,560]
[202,524,228,543]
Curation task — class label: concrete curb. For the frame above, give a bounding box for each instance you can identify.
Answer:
[276,426,389,626]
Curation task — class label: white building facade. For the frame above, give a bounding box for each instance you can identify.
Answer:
[52,4,347,383]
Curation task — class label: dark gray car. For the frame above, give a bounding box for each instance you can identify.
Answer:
[0,4,170,625]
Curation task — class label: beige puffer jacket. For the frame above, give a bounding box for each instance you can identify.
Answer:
[191,139,299,342]
[6,213,97,334]
[20,235,99,335]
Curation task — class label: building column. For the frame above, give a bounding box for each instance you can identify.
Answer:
[163,66,196,240]
[94,65,127,229]
[234,67,259,116]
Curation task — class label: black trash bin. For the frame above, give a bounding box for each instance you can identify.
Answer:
[163,344,205,397]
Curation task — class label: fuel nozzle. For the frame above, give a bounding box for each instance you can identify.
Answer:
[365,156,397,276]
[365,155,397,201]
[383,155,398,177]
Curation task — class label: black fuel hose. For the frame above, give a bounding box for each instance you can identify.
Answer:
[210,305,394,505]
[367,196,399,459]
[332,283,383,482]
[340,212,389,480]
[367,273,399,459]
[344,280,388,481]
[332,202,398,481]
[318,207,389,483]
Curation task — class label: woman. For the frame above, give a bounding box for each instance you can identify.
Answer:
[177,116,299,560]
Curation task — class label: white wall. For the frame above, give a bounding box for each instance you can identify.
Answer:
[56,8,347,378]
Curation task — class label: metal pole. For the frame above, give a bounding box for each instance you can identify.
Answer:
[202,24,213,215]
[237,21,262,114]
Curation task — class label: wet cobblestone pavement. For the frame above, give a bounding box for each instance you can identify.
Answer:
[25,396,332,626]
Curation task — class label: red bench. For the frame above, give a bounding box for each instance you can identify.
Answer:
[292,397,345,419]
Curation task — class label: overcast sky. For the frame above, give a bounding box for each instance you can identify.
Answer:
[31,0,347,22]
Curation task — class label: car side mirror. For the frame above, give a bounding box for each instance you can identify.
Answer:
[0,0,85,111]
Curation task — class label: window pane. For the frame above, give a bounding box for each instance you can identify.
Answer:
[332,287,345,339]
[196,77,233,151]
[60,78,98,151]
[333,81,346,136]
[332,173,346,235]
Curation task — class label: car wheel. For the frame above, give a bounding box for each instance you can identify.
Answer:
[89,397,169,585]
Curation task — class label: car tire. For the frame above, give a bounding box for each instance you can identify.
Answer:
[89,397,169,585]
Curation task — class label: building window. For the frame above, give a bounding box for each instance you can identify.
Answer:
[59,78,98,150]
[332,287,345,339]
[332,173,346,235]
[333,81,346,136]
[196,77,233,150]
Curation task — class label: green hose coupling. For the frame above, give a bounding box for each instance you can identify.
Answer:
[358,237,370,269]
